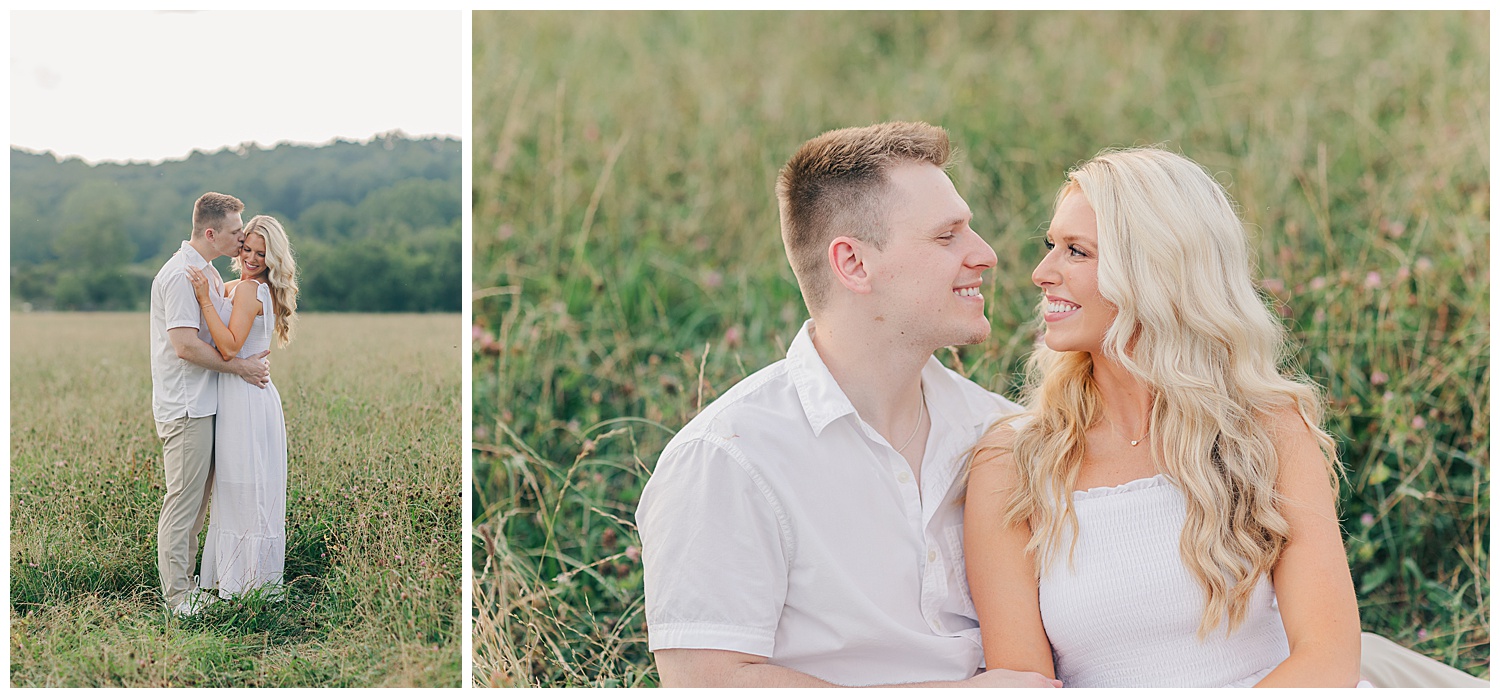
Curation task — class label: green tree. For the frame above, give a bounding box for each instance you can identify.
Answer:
[50,182,138,310]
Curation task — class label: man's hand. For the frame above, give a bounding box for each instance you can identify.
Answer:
[230,350,271,388]
[960,668,1062,688]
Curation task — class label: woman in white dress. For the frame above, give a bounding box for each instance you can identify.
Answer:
[964,148,1362,686]
[186,215,299,600]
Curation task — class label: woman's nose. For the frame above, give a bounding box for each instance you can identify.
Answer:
[1032,251,1059,288]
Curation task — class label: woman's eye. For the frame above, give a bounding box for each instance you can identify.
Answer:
[1069,245,1087,257]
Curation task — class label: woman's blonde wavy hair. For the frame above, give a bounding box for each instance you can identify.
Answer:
[975,147,1339,638]
[234,215,299,347]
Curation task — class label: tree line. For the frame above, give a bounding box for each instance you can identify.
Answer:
[11,132,460,313]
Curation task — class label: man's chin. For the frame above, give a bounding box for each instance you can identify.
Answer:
[956,322,992,347]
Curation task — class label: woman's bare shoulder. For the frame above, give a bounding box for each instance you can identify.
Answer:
[229,278,264,306]
[976,412,1034,458]
[969,420,1023,489]
[1265,402,1323,449]
[1264,402,1337,497]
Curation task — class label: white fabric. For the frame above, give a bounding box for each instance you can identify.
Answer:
[200,280,287,598]
[1039,473,1291,687]
[149,241,229,422]
[637,319,1021,686]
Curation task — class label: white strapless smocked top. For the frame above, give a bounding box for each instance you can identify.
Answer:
[1037,474,1290,687]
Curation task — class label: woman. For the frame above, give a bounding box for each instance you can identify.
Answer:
[964,148,1362,687]
[186,214,299,600]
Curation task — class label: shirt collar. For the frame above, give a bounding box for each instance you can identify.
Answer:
[785,318,1011,488]
[786,319,986,435]
[178,240,213,270]
[786,319,859,437]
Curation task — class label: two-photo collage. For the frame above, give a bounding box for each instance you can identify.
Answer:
[7,9,1490,689]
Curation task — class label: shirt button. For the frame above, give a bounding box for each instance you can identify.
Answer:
[897,471,911,483]
[928,549,938,562]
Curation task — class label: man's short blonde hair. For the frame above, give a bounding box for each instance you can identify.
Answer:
[775,121,951,311]
[191,192,245,237]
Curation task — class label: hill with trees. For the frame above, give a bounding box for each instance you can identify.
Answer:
[11,132,460,312]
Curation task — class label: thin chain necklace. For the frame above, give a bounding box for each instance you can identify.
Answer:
[1107,413,1151,447]
[895,385,927,453]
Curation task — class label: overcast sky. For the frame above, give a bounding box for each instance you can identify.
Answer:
[11,11,463,164]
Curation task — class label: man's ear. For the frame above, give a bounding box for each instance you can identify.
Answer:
[828,236,873,295]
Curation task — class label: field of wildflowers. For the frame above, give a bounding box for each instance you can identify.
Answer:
[11,313,462,686]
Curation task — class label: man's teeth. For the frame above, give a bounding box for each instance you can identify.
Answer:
[1048,300,1080,313]
[955,287,981,297]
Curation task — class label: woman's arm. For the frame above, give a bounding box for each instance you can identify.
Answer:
[1255,407,1362,687]
[964,427,1058,681]
[186,269,261,361]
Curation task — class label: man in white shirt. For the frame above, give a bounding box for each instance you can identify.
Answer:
[636,122,1055,687]
[149,191,270,616]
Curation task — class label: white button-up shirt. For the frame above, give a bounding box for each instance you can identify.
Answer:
[637,320,1022,686]
[149,241,227,422]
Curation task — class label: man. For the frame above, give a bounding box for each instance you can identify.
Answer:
[149,191,270,616]
[636,122,1054,687]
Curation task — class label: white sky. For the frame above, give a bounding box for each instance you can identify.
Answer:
[11,10,463,164]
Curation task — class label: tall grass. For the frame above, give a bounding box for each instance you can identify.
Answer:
[472,11,1489,686]
[11,312,462,686]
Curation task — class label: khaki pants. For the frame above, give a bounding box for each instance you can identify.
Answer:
[156,415,214,608]
[1361,632,1489,687]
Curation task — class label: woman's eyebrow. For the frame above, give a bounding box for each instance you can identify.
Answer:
[1047,230,1091,246]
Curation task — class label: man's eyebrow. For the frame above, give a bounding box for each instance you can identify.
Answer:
[931,212,972,233]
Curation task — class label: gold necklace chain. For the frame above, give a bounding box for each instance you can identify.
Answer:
[1107,413,1151,447]
[895,385,927,453]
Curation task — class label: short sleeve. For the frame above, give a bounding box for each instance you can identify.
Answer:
[163,266,202,331]
[636,436,789,657]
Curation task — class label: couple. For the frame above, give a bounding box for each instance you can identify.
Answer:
[148,192,300,616]
[636,123,1485,687]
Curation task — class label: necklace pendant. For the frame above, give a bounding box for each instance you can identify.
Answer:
[1130,439,1140,446]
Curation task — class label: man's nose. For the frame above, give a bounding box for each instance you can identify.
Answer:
[968,230,998,269]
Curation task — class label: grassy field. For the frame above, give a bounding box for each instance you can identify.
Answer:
[11,312,462,687]
[472,11,1489,686]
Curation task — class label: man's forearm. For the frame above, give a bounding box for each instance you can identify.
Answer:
[674,663,979,688]
[175,336,240,373]
[723,665,968,688]
[659,655,969,688]
[697,663,838,688]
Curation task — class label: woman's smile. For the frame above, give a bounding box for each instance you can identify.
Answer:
[1043,295,1082,322]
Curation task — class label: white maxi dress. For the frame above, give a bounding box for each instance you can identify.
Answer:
[199,279,288,599]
